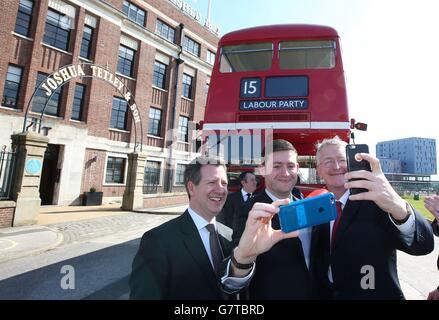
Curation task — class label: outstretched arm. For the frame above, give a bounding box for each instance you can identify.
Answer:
[425,195,439,236]
[344,153,408,221]
[345,153,434,255]
[230,198,299,276]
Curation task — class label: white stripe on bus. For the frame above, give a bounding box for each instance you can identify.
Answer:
[202,122,350,130]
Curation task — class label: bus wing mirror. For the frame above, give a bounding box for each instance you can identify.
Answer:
[355,122,368,131]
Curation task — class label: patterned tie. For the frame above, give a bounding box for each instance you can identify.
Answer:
[206,224,223,274]
[331,201,343,249]
[246,193,252,202]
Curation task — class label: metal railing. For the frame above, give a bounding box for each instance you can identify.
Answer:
[0,146,17,200]
[143,176,159,194]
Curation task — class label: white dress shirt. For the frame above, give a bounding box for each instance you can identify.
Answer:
[187,207,254,290]
[241,188,252,202]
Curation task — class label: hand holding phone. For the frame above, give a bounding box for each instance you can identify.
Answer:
[345,144,372,195]
[278,192,337,232]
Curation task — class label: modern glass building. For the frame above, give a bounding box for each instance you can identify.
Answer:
[376,137,437,175]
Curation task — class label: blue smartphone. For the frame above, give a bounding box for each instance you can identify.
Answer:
[278,192,337,232]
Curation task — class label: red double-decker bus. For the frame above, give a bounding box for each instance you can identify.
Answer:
[201,24,357,192]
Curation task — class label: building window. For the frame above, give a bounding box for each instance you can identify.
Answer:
[43,8,71,51]
[71,84,85,121]
[14,0,33,37]
[105,157,125,183]
[148,107,162,136]
[155,20,175,43]
[110,97,128,130]
[152,61,167,89]
[80,25,93,59]
[32,72,62,116]
[178,116,189,142]
[117,45,135,77]
[182,73,193,99]
[206,50,215,65]
[122,0,146,26]
[182,36,200,57]
[204,81,210,104]
[205,81,210,95]
[2,65,23,109]
[144,161,161,193]
[175,164,186,185]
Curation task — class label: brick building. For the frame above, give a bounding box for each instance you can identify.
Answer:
[0,0,219,207]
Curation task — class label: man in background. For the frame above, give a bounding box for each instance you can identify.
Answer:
[217,171,257,230]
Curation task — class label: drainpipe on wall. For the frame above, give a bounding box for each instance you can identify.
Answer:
[166,23,185,193]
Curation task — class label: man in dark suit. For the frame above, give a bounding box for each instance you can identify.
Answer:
[129,156,298,299]
[313,137,434,299]
[425,195,439,300]
[232,139,317,299]
[217,171,257,229]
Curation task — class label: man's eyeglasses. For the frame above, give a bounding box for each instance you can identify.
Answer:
[320,158,347,168]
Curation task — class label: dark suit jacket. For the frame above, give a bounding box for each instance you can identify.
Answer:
[312,200,434,300]
[232,191,317,299]
[432,219,439,237]
[217,190,246,229]
[432,219,439,270]
[129,210,233,299]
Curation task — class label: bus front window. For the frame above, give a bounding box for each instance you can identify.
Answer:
[220,43,273,73]
[279,40,336,69]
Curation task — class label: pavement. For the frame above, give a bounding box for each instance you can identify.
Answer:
[0,202,438,300]
[0,203,187,263]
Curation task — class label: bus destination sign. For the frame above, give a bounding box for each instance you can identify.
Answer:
[239,99,308,111]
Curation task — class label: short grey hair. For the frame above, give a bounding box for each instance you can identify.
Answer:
[315,136,348,165]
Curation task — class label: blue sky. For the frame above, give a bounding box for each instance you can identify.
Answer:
[187,0,439,177]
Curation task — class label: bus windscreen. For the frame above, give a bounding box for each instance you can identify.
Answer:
[279,40,336,69]
[220,43,273,73]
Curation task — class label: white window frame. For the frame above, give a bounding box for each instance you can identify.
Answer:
[145,157,164,186]
[103,153,128,186]
[174,161,189,186]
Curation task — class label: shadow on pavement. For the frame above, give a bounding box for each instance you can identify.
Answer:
[0,238,140,300]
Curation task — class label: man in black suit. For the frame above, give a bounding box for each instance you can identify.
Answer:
[313,137,434,299]
[425,195,439,300]
[217,172,257,229]
[232,139,317,299]
[129,156,298,299]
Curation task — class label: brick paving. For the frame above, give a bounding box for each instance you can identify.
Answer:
[47,212,179,245]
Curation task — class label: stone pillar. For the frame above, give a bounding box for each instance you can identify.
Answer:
[122,152,147,211]
[10,132,49,226]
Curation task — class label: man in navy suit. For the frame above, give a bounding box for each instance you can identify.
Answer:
[232,139,317,299]
[312,137,434,299]
[217,171,257,229]
[129,156,298,299]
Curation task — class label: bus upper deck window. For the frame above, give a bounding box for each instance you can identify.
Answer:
[279,40,336,70]
[219,43,273,73]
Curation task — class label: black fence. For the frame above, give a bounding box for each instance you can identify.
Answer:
[0,146,16,200]
[143,178,159,194]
